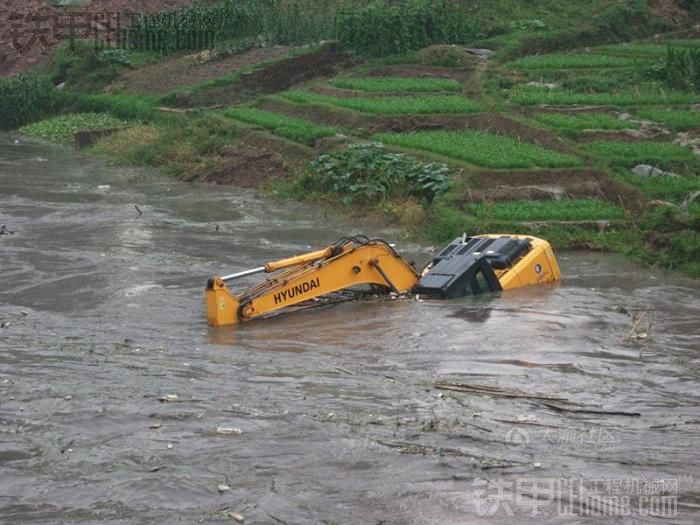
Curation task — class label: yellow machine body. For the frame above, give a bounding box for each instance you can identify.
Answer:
[206,234,561,327]
[485,234,561,289]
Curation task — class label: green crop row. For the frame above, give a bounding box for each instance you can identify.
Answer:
[0,75,61,130]
[19,113,127,143]
[127,0,337,53]
[582,141,695,164]
[509,53,640,70]
[464,198,625,221]
[373,130,581,169]
[330,76,462,93]
[280,91,479,114]
[335,0,480,57]
[224,107,340,144]
[533,112,638,131]
[635,108,700,131]
[509,87,698,106]
[592,43,692,57]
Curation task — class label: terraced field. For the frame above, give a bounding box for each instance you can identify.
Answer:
[12,20,699,274]
[190,39,696,237]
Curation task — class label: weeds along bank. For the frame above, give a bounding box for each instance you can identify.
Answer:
[3,0,700,276]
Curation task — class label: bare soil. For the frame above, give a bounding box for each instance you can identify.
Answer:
[111,46,298,95]
[361,65,474,82]
[576,130,672,143]
[466,168,645,211]
[200,130,313,188]
[185,43,355,107]
[0,0,193,77]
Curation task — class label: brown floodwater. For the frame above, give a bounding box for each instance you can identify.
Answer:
[1,133,699,524]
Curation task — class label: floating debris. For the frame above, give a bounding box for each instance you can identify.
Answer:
[216,426,243,435]
[159,394,178,402]
[218,483,231,493]
[229,512,245,523]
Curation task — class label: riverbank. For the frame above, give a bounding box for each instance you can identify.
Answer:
[5,0,700,276]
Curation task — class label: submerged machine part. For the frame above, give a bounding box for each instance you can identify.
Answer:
[205,234,561,327]
[413,234,561,299]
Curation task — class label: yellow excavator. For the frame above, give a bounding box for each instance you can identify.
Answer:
[206,234,561,327]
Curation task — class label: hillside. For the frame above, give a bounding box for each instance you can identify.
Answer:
[2,0,700,275]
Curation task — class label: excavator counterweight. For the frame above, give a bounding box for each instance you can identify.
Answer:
[206,234,561,327]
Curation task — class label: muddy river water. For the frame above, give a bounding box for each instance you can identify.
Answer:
[1,133,699,524]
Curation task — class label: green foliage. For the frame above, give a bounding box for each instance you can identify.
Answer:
[635,108,700,131]
[509,53,639,70]
[509,19,546,31]
[280,91,479,114]
[19,113,126,143]
[97,49,133,68]
[502,0,656,58]
[302,143,450,204]
[464,198,625,221]
[127,0,336,53]
[582,141,695,164]
[415,45,478,68]
[374,130,581,169]
[334,0,481,57]
[0,75,61,130]
[330,76,462,93]
[224,107,340,144]
[594,43,673,57]
[72,93,158,121]
[533,112,637,131]
[49,41,128,90]
[560,75,622,93]
[662,46,700,92]
[509,87,697,106]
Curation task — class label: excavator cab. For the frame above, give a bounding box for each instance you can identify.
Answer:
[205,234,561,326]
[414,234,559,299]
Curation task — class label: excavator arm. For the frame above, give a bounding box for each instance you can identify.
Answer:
[205,236,420,326]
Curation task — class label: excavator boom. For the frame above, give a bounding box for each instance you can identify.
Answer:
[206,237,419,326]
[206,234,561,327]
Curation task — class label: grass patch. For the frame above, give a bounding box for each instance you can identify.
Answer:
[224,107,340,145]
[70,92,158,121]
[582,141,695,164]
[665,39,700,49]
[533,112,638,131]
[330,76,462,93]
[510,87,698,106]
[20,113,126,143]
[92,113,240,176]
[635,108,700,131]
[593,43,673,57]
[620,171,700,203]
[374,130,581,169]
[464,198,625,221]
[509,53,640,69]
[280,91,479,114]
